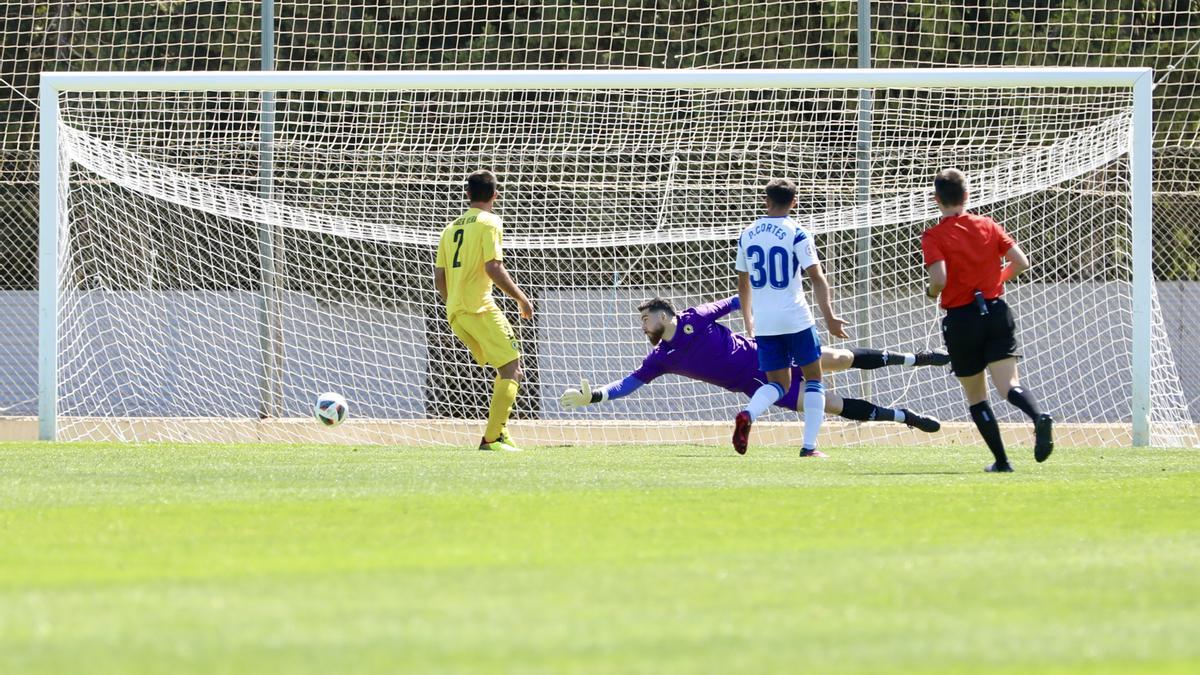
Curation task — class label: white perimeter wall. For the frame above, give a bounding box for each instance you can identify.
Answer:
[2,282,1198,422]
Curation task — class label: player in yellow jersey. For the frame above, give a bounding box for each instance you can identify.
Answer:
[434,169,534,452]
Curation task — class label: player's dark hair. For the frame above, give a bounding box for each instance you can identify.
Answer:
[764,178,798,207]
[637,297,676,317]
[934,168,967,207]
[466,169,498,202]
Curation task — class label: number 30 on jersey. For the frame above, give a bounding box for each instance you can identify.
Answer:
[744,245,791,290]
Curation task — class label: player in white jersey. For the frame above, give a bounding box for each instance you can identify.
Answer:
[733,178,849,457]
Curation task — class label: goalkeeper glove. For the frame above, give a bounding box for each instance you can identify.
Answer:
[560,378,602,409]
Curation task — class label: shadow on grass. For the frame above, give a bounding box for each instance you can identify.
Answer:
[853,471,972,476]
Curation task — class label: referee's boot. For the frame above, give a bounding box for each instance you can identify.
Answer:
[1034,414,1054,463]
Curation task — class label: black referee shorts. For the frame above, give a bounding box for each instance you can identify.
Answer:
[940,297,1020,377]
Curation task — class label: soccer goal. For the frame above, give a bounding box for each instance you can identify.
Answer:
[37,68,1196,448]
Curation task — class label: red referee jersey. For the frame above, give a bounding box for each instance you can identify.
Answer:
[921,212,1015,310]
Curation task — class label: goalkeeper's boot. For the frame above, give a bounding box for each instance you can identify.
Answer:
[914,348,951,367]
[799,447,828,458]
[732,411,752,455]
[901,409,942,433]
[985,462,1014,473]
[479,436,523,452]
[1033,414,1054,463]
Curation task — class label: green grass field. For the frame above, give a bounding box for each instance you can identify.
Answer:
[0,442,1196,674]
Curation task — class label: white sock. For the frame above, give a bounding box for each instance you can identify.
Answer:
[802,381,825,449]
[903,353,916,366]
[745,383,784,422]
[894,409,906,424]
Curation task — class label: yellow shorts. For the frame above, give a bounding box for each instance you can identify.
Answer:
[449,306,521,368]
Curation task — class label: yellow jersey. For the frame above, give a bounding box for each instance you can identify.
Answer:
[435,207,505,319]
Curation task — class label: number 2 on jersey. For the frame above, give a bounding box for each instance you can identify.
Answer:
[451,229,465,268]
[745,245,790,289]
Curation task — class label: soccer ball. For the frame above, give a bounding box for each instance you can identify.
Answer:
[314,392,348,427]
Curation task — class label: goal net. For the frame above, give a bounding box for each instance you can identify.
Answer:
[42,70,1197,448]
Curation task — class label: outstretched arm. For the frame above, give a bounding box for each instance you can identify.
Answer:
[560,375,645,408]
[691,296,741,323]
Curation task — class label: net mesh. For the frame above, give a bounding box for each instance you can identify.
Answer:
[4,2,1200,436]
[50,84,1197,447]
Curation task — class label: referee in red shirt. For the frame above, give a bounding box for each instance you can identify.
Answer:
[922,168,1053,472]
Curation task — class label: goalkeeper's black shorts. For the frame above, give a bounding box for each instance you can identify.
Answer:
[940,296,1020,378]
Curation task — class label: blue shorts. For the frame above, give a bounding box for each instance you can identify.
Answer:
[757,327,822,372]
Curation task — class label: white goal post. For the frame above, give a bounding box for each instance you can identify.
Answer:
[38,68,1166,446]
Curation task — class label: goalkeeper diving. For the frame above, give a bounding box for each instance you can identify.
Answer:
[559,296,947,448]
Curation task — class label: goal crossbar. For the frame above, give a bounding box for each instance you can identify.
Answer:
[40,67,1152,92]
[37,67,1156,445]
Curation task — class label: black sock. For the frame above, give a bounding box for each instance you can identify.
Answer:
[850,348,905,370]
[838,398,897,422]
[1006,386,1042,422]
[839,397,874,421]
[871,404,898,422]
[969,401,1009,466]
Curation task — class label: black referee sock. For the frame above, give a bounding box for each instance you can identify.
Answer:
[1006,386,1042,422]
[969,401,1009,467]
[850,348,906,370]
[838,397,898,422]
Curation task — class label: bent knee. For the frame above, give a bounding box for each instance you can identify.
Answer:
[823,348,853,371]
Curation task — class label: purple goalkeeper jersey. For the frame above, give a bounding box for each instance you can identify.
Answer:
[631,296,806,410]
